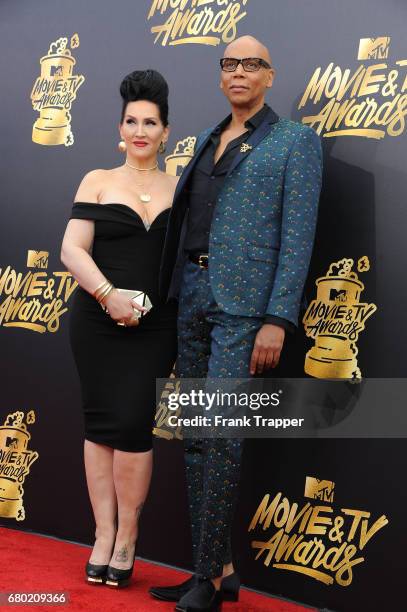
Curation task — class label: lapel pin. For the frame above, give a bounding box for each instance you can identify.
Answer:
[240,143,253,153]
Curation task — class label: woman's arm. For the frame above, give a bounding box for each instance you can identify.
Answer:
[61,169,107,294]
[61,171,145,325]
[60,218,104,295]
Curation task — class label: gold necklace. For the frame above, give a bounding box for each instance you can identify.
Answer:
[125,160,158,203]
[125,160,158,171]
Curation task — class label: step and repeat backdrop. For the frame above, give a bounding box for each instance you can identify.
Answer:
[0,1,406,610]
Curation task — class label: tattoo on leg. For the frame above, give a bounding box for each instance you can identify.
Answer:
[115,545,128,562]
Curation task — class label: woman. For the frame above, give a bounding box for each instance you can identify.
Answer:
[61,69,178,588]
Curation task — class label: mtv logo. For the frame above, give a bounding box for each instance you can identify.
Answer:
[304,476,335,502]
[330,288,347,302]
[50,65,63,77]
[358,37,390,60]
[27,250,49,269]
[6,437,18,449]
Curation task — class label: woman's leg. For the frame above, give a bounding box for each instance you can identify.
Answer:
[84,440,117,564]
[109,448,153,569]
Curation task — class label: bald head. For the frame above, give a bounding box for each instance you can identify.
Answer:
[220,35,274,110]
[224,35,272,67]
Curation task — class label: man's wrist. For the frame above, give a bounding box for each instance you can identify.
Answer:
[263,315,296,334]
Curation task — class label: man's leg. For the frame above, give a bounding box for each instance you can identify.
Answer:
[194,310,263,581]
[175,260,212,569]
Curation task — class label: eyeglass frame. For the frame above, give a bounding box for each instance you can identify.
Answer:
[219,57,272,72]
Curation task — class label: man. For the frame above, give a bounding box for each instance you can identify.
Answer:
[150,35,322,611]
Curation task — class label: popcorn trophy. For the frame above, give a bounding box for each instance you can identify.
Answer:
[0,411,38,520]
[31,35,84,146]
[165,136,197,176]
[303,257,377,379]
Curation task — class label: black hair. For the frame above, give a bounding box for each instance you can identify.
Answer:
[119,69,169,126]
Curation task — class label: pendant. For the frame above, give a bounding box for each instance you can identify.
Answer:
[139,193,151,203]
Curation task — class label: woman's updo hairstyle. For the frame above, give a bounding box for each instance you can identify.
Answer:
[119,69,169,127]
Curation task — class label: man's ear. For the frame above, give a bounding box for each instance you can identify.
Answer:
[267,69,275,88]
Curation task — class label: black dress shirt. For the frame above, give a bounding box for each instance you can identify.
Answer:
[183,103,295,333]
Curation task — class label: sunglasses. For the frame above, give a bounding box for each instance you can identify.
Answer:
[220,57,272,72]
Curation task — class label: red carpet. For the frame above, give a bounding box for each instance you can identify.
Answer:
[0,527,316,611]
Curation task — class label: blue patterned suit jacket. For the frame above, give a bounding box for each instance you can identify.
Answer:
[159,107,322,327]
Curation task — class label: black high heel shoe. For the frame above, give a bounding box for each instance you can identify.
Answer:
[85,561,108,585]
[105,548,136,588]
[86,531,116,585]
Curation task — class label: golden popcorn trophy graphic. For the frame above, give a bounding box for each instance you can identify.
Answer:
[0,411,38,521]
[31,34,85,146]
[153,378,183,441]
[165,136,196,176]
[303,257,377,379]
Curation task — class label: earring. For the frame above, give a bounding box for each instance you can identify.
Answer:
[159,141,167,154]
[118,140,126,153]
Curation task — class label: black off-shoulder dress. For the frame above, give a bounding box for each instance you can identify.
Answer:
[68,203,178,452]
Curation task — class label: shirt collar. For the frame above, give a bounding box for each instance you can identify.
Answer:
[213,102,271,134]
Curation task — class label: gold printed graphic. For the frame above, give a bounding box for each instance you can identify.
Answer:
[248,477,388,587]
[303,257,377,379]
[31,35,85,146]
[299,37,407,139]
[26,250,49,269]
[0,411,39,521]
[0,250,78,334]
[165,136,197,175]
[153,378,183,440]
[358,37,390,60]
[304,477,335,503]
[147,0,249,47]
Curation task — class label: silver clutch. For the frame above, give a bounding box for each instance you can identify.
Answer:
[101,288,153,319]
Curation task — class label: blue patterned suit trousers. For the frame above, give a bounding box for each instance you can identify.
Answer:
[176,258,264,579]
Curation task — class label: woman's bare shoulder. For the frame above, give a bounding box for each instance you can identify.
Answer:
[74,169,110,203]
[81,168,111,182]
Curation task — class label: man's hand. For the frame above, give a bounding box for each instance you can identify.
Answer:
[250,324,285,375]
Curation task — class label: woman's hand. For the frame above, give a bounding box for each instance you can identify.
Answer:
[103,290,147,327]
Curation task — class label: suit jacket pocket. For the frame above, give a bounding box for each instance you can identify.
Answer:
[247,243,279,264]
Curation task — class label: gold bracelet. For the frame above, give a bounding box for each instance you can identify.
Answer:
[94,280,108,294]
[94,281,114,304]
[98,284,114,304]
[94,280,110,300]
[97,285,112,303]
